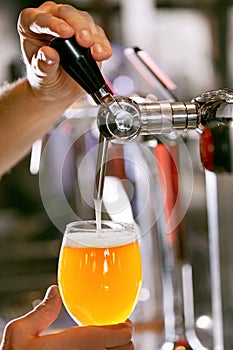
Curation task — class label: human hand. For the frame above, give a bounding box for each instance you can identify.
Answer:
[0,285,134,350]
[17,1,112,105]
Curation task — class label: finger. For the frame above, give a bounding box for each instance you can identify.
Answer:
[48,323,133,350]
[103,319,133,331]
[21,321,134,350]
[17,7,74,40]
[101,322,133,348]
[47,3,98,44]
[30,45,82,99]
[18,1,112,61]
[125,319,134,329]
[34,2,98,46]
[40,2,112,59]
[91,25,112,61]
[20,285,62,336]
[32,46,60,75]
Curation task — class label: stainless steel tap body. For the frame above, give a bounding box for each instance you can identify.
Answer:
[97,88,233,141]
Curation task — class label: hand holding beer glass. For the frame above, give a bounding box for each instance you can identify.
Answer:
[58,221,142,325]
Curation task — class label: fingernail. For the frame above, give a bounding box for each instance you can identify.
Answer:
[92,43,106,54]
[59,24,73,36]
[79,29,92,41]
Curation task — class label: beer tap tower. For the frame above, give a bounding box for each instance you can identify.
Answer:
[50,36,233,350]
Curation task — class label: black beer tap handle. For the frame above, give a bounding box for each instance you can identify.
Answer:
[49,36,112,103]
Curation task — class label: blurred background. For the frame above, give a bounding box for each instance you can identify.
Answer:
[0,0,233,348]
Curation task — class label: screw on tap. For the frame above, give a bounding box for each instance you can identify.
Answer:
[97,96,141,141]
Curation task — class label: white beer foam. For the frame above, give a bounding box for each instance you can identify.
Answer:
[63,231,137,248]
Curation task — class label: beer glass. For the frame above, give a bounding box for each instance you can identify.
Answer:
[58,220,142,326]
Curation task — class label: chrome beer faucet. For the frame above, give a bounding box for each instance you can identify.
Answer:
[50,36,134,201]
[97,88,233,173]
[50,35,233,203]
[96,88,233,139]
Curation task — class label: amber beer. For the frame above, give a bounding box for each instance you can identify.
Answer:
[58,221,142,326]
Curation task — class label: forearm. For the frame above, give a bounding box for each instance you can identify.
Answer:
[0,1,112,177]
[0,78,77,176]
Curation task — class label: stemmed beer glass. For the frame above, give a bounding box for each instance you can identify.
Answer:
[58,220,142,326]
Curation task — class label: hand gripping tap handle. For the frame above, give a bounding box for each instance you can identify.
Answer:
[49,36,111,201]
[49,36,113,104]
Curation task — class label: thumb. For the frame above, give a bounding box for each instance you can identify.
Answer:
[21,285,62,336]
[32,46,60,77]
